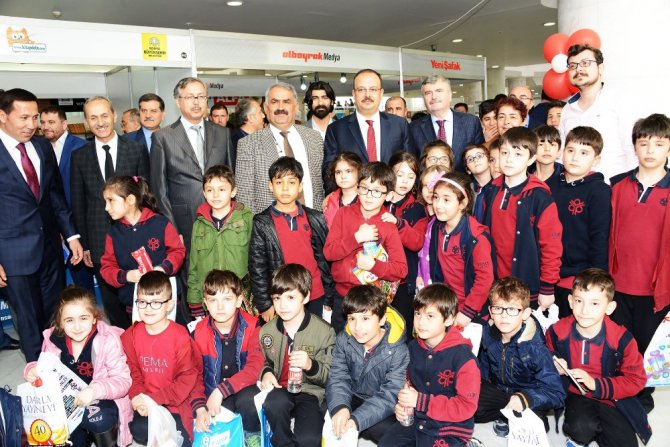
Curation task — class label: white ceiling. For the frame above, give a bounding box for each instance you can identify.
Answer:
[0,0,557,68]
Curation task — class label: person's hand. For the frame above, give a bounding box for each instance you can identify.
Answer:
[68,239,84,265]
[206,388,224,417]
[484,127,499,142]
[126,269,142,283]
[553,356,569,375]
[289,350,312,371]
[261,371,280,390]
[260,307,275,323]
[331,408,353,438]
[132,394,148,416]
[570,368,596,391]
[25,367,38,383]
[397,386,418,409]
[194,407,211,433]
[380,212,398,225]
[505,395,524,413]
[75,387,95,407]
[415,276,424,291]
[179,234,184,244]
[356,253,375,271]
[538,294,555,311]
[394,403,410,422]
[454,312,471,328]
[354,223,378,244]
[83,250,94,268]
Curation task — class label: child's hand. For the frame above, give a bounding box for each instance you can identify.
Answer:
[380,212,398,225]
[356,252,375,271]
[553,356,569,375]
[25,367,38,383]
[505,395,524,413]
[394,403,411,422]
[355,223,378,243]
[260,307,275,323]
[132,394,148,416]
[75,387,95,408]
[538,294,555,311]
[397,386,418,409]
[289,350,312,371]
[570,368,596,391]
[454,312,472,328]
[261,372,280,390]
[126,269,142,283]
[195,407,211,433]
[206,388,223,416]
[416,277,424,291]
[331,408,352,438]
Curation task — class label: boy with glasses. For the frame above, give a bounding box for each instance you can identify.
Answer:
[475,277,565,438]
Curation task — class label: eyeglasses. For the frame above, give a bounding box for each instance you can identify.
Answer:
[179,95,208,103]
[427,156,451,165]
[567,59,598,70]
[465,152,486,164]
[510,94,531,102]
[489,305,522,316]
[354,87,381,95]
[357,185,387,198]
[135,299,171,309]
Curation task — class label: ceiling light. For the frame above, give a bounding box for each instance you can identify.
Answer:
[543,22,556,27]
[459,84,463,87]
[51,10,62,18]
[476,54,483,58]
[491,65,500,69]
[300,76,307,91]
[452,91,457,94]
[340,73,347,84]
[226,1,244,6]
[451,38,463,43]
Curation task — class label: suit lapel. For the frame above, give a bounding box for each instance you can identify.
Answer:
[115,136,128,174]
[346,114,366,157]
[203,121,214,168]
[421,116,436,142]
[451,111,463,149]
[33,139,48,202]
[0,139,35,199]
[260,128,280,161]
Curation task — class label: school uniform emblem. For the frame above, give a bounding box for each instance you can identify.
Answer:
[261,334,273,348]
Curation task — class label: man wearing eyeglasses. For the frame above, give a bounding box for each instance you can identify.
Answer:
[558,44,637,182]
[323,69,411,183]
[410,74,484,172]
[509,86,545,130]
[150,77,233,253]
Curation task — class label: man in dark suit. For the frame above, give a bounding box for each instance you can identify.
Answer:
[124,93,165,153]
[0,88,83,361]
[150,77,233,253]
[121,108,140,134]
[410,75,484,171]
[323,69,411,179]
[236,82,325,214]
[231,98,265,164]
[71,96,150,328]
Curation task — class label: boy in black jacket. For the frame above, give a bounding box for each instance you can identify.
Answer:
[249,157,338,327]
[546,126,611,317]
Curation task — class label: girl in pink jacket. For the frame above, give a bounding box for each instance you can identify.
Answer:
[24,286,133,447]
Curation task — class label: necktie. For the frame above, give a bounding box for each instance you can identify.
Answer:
[17,142,39,199]
[366,120,377,162]
[102,144,114,180]
[437,120,447,143]
[279,131,294,158]
[191,125,205,171]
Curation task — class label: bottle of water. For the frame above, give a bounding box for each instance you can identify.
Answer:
[287,367,302,393]
[399,381,414,426]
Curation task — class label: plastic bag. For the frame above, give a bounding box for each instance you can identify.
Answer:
[532,304,559,334]
[254,383,273,447]
[321,411,358,447]
[644,310,670,387]
[461,322,483,356]
[500,408,550,447]
[132,276,178,323]
[192,408,243,447]
[144,394,184,447]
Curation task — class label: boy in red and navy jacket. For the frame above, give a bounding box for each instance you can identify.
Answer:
[546,268,650,447]
[609,113,670,358]
[481,126,563,310]
[378,284,480,447]
[191,270,264,444]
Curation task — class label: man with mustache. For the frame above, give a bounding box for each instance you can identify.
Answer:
[323,69,411,181]
[304,80,336,139]
[410,75,484,172]
[558,44,637,182]
[70,96,150,328]
[121,108,141,134]
[385,96,409,120]
[124,93,165,153]
[236,82,324,213]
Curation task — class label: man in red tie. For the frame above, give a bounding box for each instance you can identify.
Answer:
[0,88,83,361]
[322,69,412,185]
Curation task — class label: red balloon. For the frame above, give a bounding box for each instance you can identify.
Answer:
[543,70,574,100]
[543,33,570,62]
[565,29,601,52]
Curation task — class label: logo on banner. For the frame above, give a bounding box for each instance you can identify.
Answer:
[430,59,461,71]
[282,49,341,63]
[142,33,167,60]
[6,27,47,53]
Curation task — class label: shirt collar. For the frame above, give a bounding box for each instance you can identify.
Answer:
[432,108,453,125]
[0,127,22,150]
[270,200,304,218]
[181,116,204,130]
[95,133,118,150]
[571,319,605,345]
[503,176,530,196]
[269,123,296,138]
[56,131,68,147]
[629,167,670,188]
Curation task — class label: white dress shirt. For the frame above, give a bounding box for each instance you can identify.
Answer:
[95,133,119,181]
[0,128,41,182]
[356,112,381,161]
[431,109,454,146]
[269,124,314,208]
[53,131,69,165]
[181,117,205,165]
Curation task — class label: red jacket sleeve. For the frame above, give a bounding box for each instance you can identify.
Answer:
[159,221,186,276]
[462,234,495,319]
[537,202,563,295]
[218,323,264,399]
[323,209,361,261]
[369,226,409,282]
[100,234,126,288]
[398,216,429,252]
[592,337,646,401]
[415,358,480,422]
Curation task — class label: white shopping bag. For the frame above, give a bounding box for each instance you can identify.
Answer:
[254,383,273,447]
[321,411,359,447]
[532,304,559,334]
[461,322,483,355]
[144,393,184,447]
[500,408,550,447]
[132,276,178,323]
[644,310,670,387]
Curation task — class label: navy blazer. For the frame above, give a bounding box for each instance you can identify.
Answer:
[0,137,76,275]
[123,128,149,152]
[409,111,484,172]
[323,111,412,179]
[59,132,87,205]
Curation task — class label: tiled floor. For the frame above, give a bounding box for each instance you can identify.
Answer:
[2,327,667,447]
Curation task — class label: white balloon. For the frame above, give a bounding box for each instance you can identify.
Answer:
[551,54,568,74]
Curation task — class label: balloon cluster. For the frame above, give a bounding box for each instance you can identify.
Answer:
[542,29,601,100]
